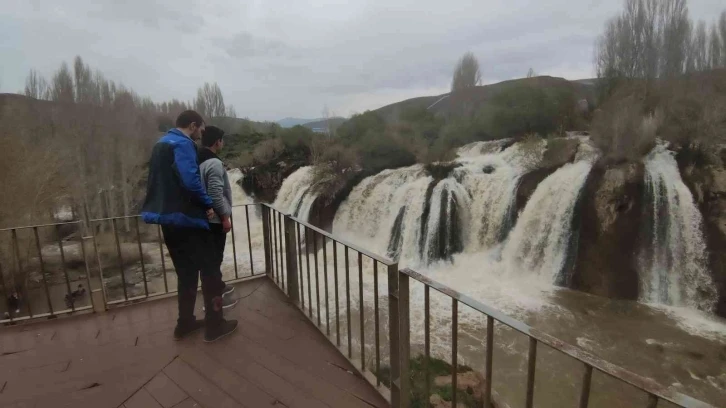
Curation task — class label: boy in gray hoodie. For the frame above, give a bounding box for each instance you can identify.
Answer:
[199,126,237,311]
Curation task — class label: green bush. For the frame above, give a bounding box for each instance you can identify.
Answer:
[358,132,418,173]
[476,84,576,139]
[375,356,478,408]
[337,110,386,141]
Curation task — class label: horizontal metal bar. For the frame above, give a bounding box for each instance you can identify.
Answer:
[260,204,394,265]
[0,220,82,232]
[286,221,394,267]
[0,306,94,324]
[230,203,258,208]
[399,268,716,408]
[88,215,141,222]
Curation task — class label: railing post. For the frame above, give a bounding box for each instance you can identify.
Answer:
[261,205,273,277]
[399,269,411,408]
[388,263,410,408]
[284,215,300,304]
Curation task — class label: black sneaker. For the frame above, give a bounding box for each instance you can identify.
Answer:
[173,319,204,340]
[223,285,235,297]
[204,319,238,343]
[203,296,238,312]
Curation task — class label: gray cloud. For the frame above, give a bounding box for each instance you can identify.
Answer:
[1,0,724,120]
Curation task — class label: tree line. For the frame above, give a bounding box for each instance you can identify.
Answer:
[596,0,726,89]
[1,55,237,231]
[592,0,726,162]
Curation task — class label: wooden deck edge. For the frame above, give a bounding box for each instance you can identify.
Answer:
[265,277,393,407]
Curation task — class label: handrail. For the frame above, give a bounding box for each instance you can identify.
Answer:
[0,220,81,232]
[400,268,717,408]
[260,203,395,266]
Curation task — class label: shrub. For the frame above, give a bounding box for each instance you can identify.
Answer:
[591,96,659,163]
[252,138,285,164]
[358,133,417,173]
[543,137,579,168]
[337,110,386,142]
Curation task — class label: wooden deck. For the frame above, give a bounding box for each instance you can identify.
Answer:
[0,277,389,408]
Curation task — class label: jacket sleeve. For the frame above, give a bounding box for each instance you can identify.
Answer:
[174,140,213,208]
[207,159,232,218]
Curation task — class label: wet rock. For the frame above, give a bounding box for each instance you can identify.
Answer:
[571,162,644,300]
[482,165,495,174]
[516,137,579,213]
[429,394,468,408]
[432,371,507,408]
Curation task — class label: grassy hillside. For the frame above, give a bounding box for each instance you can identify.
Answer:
[373,76,595,124]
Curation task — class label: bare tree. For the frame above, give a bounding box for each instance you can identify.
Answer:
[709,24,723,69]
[659,0,691,77]
[526,68,536,78]
[73,56,94,104]
[194,82,226,118]
[227,104,237,118]
[24,70,49,100]
[690,21,709,72]
[50,63,74,103]
[720,11,726,66]
[451,52,481,92]
[595,0,700,80]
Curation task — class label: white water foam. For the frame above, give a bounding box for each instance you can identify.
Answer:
[641,143,717,312]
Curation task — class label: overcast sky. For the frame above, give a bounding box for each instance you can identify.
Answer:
[1,0,723,121]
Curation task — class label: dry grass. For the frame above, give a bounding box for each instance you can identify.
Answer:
[591,95,659,163]
[253,138,285,164]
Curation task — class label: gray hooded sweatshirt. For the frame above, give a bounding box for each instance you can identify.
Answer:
[198,148,232,224]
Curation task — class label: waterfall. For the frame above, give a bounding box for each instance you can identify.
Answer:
[333,166,431,263]
[227,168,253,205]
[333,140,546,265]
[420,179,470,264]
[456,141,544,251]
[500,144,597,284]
[272,166,318,221]
[640,144,717,311]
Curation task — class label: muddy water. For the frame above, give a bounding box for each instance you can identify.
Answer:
[290,241,726,408]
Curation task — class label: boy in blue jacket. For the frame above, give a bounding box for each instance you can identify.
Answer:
[142,110,238,342]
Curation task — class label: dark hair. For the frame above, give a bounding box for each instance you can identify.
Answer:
[202,125,225,147]
[175,110,205,128]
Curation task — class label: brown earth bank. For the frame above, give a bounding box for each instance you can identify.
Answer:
[515,137,580,214]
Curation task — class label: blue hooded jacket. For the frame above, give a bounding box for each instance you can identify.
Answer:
[141,128,213,229]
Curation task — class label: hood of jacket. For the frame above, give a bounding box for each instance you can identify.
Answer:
[198,147,220,165]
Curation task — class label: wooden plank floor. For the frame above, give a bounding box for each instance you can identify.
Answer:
[0,277,389,408]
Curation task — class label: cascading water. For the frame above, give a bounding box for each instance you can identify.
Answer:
[420,179,470,264]
[500,143,597,285]
[272,166,318,221]
[640,144,717,312]
[333,166,431,262]
[456,140,544,251]
[276,139,726,408]
[333,139,545,266]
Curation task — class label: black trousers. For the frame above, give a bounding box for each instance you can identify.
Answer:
[209,223,227,271]
[162,225,225,327]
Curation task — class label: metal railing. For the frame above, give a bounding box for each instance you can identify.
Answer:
[87,204,260,305]
[0,202,718,408]
[0,221,95,323]
[0,203,260,322]
[260,203,716,408]
[262,204,397,401]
